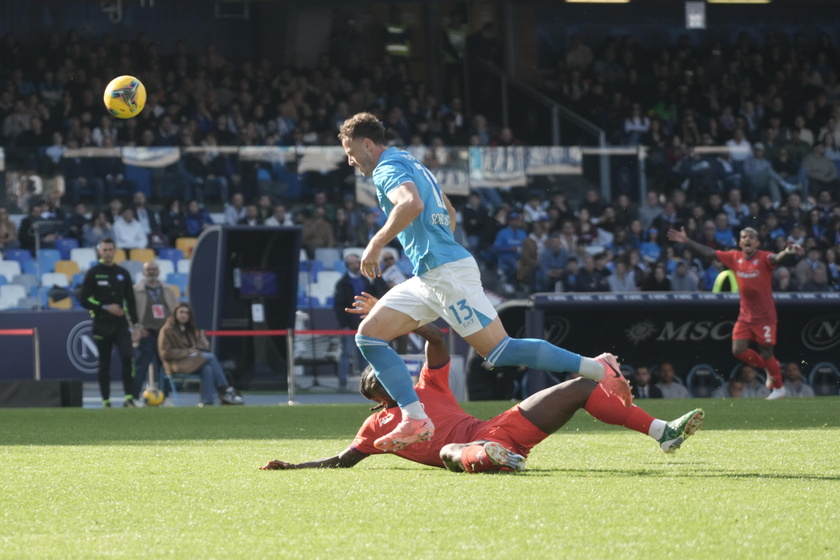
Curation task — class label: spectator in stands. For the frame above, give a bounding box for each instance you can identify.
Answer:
[743,142,797,204]
[355,209,380,247]
[307,190,337,224]
[783,362,815,398]
[18,198,57,255]
[184,199,214,238]
[158,302,244,407]
[713,212,737,248]
[82,210,113,249]
[801,265,832,292]
[623,103,650,145]
[517,218,548,292]
[132,191,159,239]
[237,203,263,226]
[559,256,580,292]
[132,260,179,403]
[712,377,744,399]
[722,188,750,228]
[300,206,335,260]
[333,253,381,391]
[493,211,526,291]
[160,198,188,244]
[655,362,690,399]
[670,259,699,292]
[638,191,663,231]
[537,232,569,293]
[113,207,148,250]
[738,366,770,398]
[574,254,609,293]
[631,366,662,400]
[223,193,246,226]
[265,203,294,227]
[772,265,798,293]
[794,246,827,288]
[607,259,636,292]
[802,141,840,199]
[64,202,88,243]
[0,207,20,252]
[641,263,671,292]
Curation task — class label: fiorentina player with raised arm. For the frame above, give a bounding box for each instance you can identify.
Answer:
[667,226,803,399]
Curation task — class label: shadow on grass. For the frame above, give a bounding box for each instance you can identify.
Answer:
[528,466,840,482]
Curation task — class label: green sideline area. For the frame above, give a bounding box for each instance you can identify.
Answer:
[1,398,838,559]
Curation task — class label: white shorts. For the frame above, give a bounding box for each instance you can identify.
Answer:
[379,257,498,338]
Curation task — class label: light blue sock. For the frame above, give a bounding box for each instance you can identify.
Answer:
[485,337,582,373]
[356,334,419,407]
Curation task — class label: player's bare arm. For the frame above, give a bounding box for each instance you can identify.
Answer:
[260,448,367,470]
[360,182,423,279]
[769,240,804,265]
[667,226,716,260]
[442,192,457,234]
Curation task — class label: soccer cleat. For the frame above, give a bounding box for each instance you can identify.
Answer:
[123,397,137,408]
[595,353,633,407]
[764,369,774,389]
[483,441,526,472]
[102,399,112,408]
[374,417,435,452]
[659,408,705,454]
[220,387,244,405]
[766,386,787,400]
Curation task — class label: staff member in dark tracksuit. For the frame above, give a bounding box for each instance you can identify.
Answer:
[79,237,140,407]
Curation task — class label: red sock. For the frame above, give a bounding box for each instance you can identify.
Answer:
[735,348,766,368]
[764,357,783,389]
[584,385,654,435]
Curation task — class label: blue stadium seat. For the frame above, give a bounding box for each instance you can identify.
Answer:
[157,247,185,267]
[37,249,62,274]
[166,273,188,295]
[5,248,32,264]
[55,238,80,260]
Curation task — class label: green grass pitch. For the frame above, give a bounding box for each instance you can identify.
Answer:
[1,398,839,559]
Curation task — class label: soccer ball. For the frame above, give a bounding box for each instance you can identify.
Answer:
[103,75,146,119]
[142,387,165,407]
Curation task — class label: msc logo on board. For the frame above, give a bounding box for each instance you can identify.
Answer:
[66,321,99,375]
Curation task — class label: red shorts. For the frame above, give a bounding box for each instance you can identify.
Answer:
[468,404,550,458]
[732,319,776,346]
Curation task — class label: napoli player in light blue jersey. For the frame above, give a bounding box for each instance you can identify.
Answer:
[338,113,632,452]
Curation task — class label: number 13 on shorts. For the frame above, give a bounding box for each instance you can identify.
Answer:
[448,298,474,326]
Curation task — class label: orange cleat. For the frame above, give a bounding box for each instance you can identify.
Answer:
[374,417,435,452]
[595,353,633,407]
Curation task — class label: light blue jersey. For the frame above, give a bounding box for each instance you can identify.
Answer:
[373,147,471,275]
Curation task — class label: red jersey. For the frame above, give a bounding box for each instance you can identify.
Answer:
[351,360,547,467]
[715,249,777,323]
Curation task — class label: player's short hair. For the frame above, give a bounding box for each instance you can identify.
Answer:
[338,112,385,145]
[98,237,115,248]
[359,365,387,412]
[741,227,759,237]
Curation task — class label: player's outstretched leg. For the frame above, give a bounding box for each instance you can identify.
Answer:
[594,353,633,407]
[658,409,705,454]
[483,337,632,406]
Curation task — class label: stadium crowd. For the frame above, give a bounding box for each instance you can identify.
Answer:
[0,27,838,304]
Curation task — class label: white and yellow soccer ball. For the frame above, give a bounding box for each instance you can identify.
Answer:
[103,75,146,119]
[142,387,165,407]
